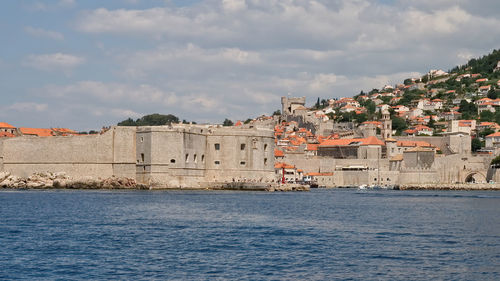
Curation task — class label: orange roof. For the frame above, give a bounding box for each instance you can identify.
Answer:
[306,144,318,151]
[0,122,15,128]
[274,149,284,157]
[486,132,500,137]
[19,128,53,137]
[274,162,295,169]
[0,131,15,137]
[319,136,384,147]
[234,121,242,126]
[397,140,435,148]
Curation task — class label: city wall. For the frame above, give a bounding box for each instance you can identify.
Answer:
[0,127,136,179]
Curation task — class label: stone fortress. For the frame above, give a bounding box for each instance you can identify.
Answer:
[0,124,275,189]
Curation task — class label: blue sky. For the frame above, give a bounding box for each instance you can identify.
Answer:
[1,0,500,131]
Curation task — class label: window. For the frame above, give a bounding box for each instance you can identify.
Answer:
[240,143,246,150]
[201,155,205,163]
[185,154,189,162]
[140,136,144,142]
[140,153,144,162]
[194,154,197,163]
[170,159,176,163]
[264,158,268,165]
[215,161,220,165]
[214,143,220,150]
[240,161,246,166]
[264,144,268,152]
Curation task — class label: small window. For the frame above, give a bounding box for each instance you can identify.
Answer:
[240,144,246,150]
[214,143,220,150]
[374,178,377,181]
[240,161,246,166]
[215,161,220,165]
[201,155,205,163]
[185,154,189,162]
[194,154,197,163]
[170,159,176,163]
[387,178,390,181]
[143,166,146,171]
[140,136,144,142]
[141,153,145,162]
[264,144,268,152]
[264,158,268,165]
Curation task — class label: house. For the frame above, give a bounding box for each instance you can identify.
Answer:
[317,136,385,159]
[477,122,500,133]
[0,122,16,135]
[448,120,476,135]
[375,104,390,113]
[391,105,410,114]
[485,132,500,149]
[478,85,492,95]
[274,148,285,160]
[476,78,488,83]
[478,102,498,114]
[441,111,462,121]
[407,108,423,119]
[404,125,433,136]
[275,162,301,183]
[305,143,319,156]
[340,104,358,113]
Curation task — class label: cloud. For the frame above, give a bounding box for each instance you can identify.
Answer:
[24,53,85,72]
[29,0,76,11]
[25,26,64,40]
[7,102,48,112]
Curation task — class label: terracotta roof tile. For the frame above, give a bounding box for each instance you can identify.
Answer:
[0,122,15,128]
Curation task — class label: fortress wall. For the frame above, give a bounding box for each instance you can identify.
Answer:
[136,126,207,187]
[204,128,275,183]
[0,127,136,179]
[398,170,440,184]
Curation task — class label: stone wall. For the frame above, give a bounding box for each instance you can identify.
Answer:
[0,127,136,179]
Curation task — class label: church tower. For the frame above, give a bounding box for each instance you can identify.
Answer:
[381,109,392,139]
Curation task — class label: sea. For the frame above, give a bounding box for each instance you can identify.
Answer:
[1,189,499,280]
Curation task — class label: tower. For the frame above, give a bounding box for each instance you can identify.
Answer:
[381,109,392,140]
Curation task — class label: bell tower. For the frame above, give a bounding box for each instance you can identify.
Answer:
[381,109,392,140]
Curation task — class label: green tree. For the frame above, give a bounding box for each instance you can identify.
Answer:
[223,118,234,126]
[117,118,136,126]
[479,128,495,138]
[315,97,320,109]
[487,89,498,99]
[471,137,482,152]
[492,155,500,166]
[392,117,408,133]
[244,118,252,124]
[480,111,495,122]
[272,110,281,116]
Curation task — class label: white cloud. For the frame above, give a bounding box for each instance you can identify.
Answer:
[7,102,48,112]
[24,53,85,72]
[25,26,64,40]
[222,0,247,13]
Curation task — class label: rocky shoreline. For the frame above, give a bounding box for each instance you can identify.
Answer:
[0,172,149,190]
[0,172,310,192]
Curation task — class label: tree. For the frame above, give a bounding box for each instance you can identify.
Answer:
[117,114,180,126]
[355,113,368,123]
[244,118,252,124]
[223,118,234,126]
[479,128,495,139]
[471,137,482,152]
[272,110,281,116]
[364,99,376,114]
[487,89,498,99]
[480,111,495,122]
[117,118,136,126]
[492,155,500,166]
[315,97,320,109]
[392,117,408,133]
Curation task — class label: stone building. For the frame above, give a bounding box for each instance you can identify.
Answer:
[0,124,275,189]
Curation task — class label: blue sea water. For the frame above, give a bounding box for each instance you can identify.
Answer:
[1,189,500,280]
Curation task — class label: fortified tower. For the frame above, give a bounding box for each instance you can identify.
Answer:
[281,96,306,116]
[381,109,392,140]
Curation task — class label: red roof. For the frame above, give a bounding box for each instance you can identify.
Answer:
[19,128,54,137]
[234,121,242,126]
[0,122,15,128]
[319,136,384,147]
[274,148,284,157]
[306,144,319,151]
[486,132,500,137]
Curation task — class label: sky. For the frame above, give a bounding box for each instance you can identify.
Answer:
[1,0,500,131]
